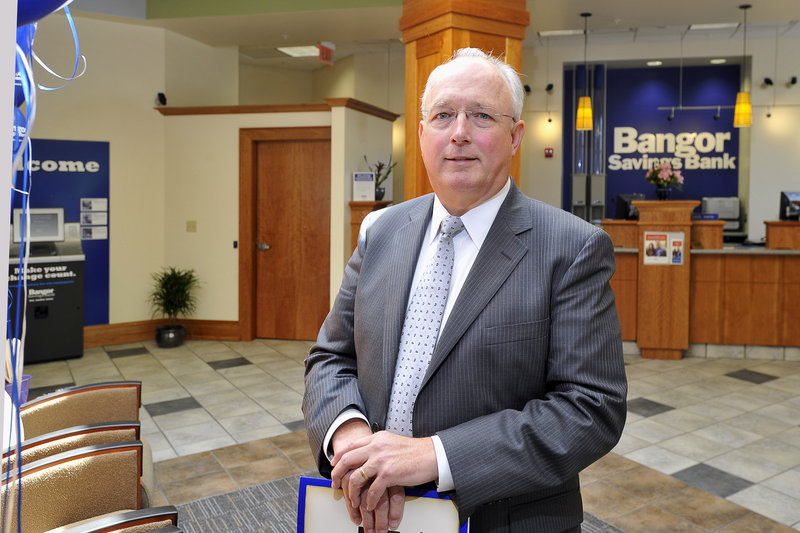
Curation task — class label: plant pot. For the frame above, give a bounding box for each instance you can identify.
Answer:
[155,324,186,348]
[375,187,385,201]
[656,186,672,200]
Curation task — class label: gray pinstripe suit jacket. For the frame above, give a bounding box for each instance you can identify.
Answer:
[303,182,627,532]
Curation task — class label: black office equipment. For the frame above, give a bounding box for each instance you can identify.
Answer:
[615,193,645,220]
[779,191,800,220]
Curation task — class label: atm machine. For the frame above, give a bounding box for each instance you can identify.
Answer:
[8,208,84,363]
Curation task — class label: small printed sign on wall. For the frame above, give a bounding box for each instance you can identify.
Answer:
[353,172,375,201]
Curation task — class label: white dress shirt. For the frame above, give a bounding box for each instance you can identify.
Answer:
[323,179,512,492]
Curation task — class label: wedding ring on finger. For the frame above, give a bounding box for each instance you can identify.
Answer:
[359,466,370,481]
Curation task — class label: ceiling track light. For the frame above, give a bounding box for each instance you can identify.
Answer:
[762,77,774,87]
[788,76,798,88]
[667,107,675,121]
[714,106,721,120]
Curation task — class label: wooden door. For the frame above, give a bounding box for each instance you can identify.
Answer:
[252,130,330,340]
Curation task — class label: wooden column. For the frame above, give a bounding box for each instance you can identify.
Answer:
[399,0,529,200]
[633,200,700,359]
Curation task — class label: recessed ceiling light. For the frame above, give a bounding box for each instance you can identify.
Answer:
[689,23,738,31]
[276,45,319,57]
[647,61,663,67]
[538,29,584,37]
[709,58,727,64]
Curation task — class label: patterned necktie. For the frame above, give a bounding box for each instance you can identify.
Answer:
[385,215,465,436]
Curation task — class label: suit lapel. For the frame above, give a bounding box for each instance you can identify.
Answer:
[424,184,532,384]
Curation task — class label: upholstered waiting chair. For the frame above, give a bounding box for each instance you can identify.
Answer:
[0,440,143,533]
[3,420,141,473]
[20,381,142,439]
[17,382,154,506]
[46,505,179,533]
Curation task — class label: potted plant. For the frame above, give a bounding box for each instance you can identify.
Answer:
[148,266,199,348]
[363,154,397,201]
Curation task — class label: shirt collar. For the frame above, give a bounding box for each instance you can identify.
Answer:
[429,178,511,248]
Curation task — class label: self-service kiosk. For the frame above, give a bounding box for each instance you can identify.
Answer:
[8,208,84,363]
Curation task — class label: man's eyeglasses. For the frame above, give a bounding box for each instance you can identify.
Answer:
[423,106,516,129]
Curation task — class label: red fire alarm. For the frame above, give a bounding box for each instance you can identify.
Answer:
[544,147,554,158]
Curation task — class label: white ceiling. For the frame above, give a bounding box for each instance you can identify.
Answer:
[73,0,800,71]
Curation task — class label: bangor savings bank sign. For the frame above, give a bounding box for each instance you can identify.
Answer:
[608,126,737,171]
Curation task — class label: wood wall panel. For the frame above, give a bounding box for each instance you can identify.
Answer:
[610,253,637,341]
[84,320,239,348]
[616,250,800,349]
[713,255,784,346]
[765,221,800,250]
[349,201,392,253]
[690,221,725,249]
[782,256,800,345]
[602,220,638,248]
[689,256,723,344]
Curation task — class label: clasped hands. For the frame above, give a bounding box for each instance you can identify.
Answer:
[330,419,438,533]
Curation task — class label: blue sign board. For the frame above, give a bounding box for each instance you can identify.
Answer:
[12,139,110,325]
[605,65,740,217]
[563,64,741,218]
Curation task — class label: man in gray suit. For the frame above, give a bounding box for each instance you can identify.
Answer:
[303,48,627,533]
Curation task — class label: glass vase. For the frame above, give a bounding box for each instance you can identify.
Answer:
[656,186,672,200]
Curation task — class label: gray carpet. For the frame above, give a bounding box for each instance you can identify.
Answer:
[176,473,624,533]
[176,473,311,533]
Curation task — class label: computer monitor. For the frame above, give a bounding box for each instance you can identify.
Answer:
[779,191,800,220]
[615,193,645,220]
[12,207,65,243]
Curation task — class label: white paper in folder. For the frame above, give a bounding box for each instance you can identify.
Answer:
[297,477,468,533]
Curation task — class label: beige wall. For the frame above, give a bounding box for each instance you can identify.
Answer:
[32,14,168,323]
[164,31,238,106]
[335,106,395,262]
[239,63,313,104]
[312,55,355,101]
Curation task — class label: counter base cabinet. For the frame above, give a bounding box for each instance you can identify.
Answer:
[765,221,800,250]
[610,253,637,341]
[614,252,800,350]
[690,254,798,347]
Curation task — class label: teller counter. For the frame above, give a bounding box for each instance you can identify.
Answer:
[603,209,800,358]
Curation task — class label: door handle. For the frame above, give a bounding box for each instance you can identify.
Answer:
[257,242,271,251]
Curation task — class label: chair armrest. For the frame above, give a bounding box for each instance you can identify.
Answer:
[44,505,179,533]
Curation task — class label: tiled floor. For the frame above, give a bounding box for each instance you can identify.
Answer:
[23,339,800,532]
